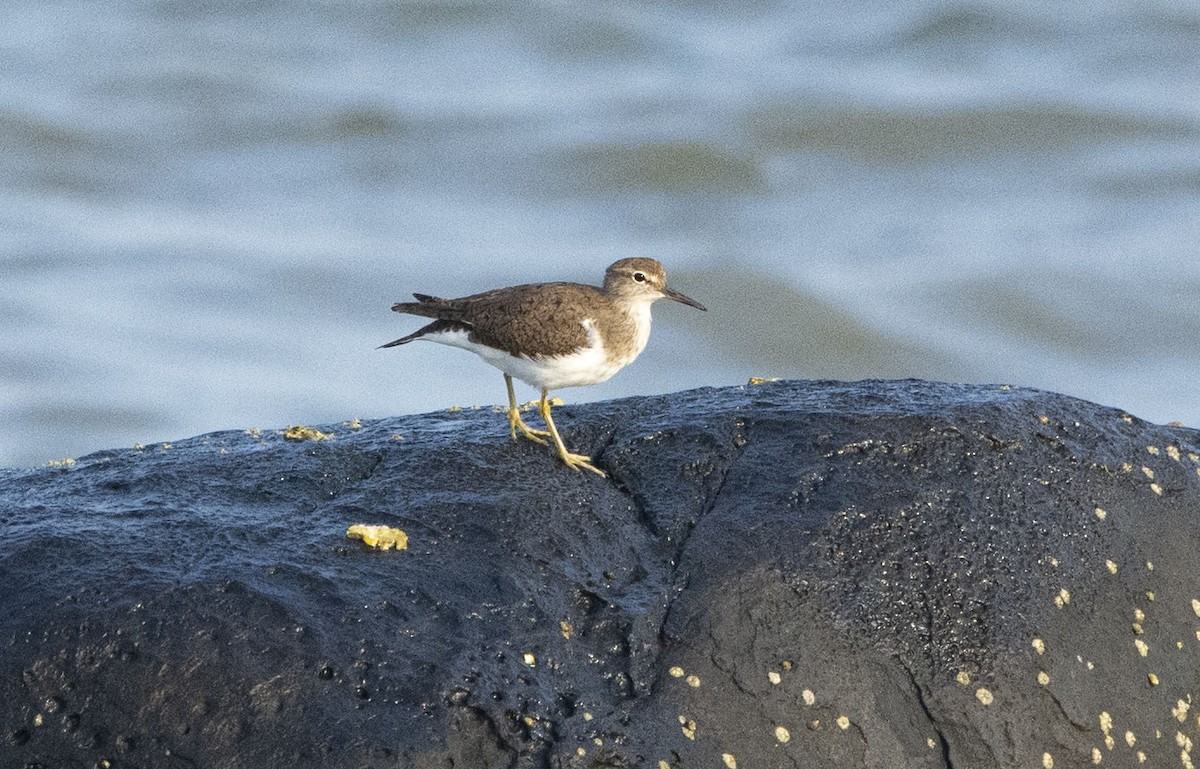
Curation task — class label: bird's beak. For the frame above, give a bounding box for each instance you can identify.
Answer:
[662,286,707,311]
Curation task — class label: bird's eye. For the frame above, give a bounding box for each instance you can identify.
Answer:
[633,272,646,283]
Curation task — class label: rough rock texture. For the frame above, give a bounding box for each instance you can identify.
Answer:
[2,379,1200,769]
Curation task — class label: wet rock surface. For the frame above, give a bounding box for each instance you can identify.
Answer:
[2,379,1200,769]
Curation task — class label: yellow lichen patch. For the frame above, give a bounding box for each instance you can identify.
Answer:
[802,689,816,706]
[955,671,971,685]
[1148,446,1161,456]
[768,671,782,685]
[47,457,76,467]
[522,652,536,667]
[1126,731,1137,747]
[1151,483,1163,496]
[1133,623,1144,635]
[1192,599,1200,618]
[836,715,851,730]
[685,675,700,688]
[975,688,994,706]
[928,738,937,749]
[1038,415,1050,424]
[284,424,334,441]
[343,417,362,430]
[1055,588,1071,608]
[1106,560,1119,574]
[748,376,781,385]
[1101,712,1114,749]
[659,762,670,769]
[1092,747,1103,764]
[560,620,574,639]
[1135,639,1149,656]
[1121,462,1134,473]
[1147,591,1156,602]
[781,660,794,670]
[775,725,791,743]
[669,666,685,678]
[1135,608,1146,623]
[1178,729,1194,747]
[577,748,586,757]
[1037,671,1050,685]
[1146,561,1155,571]
[1183,750,1195,769]
[346,524,408,551]
[1095,506,1108,521]
[722,753,737,769]
[1043,752,1054,769]
[1168,446,1181,461]
[1149,673,1160,686]
[679,716,696,740]
[1142,466,1155,479]
[446,405,463,412]
[1033,638,1046,655]
[1137,751,1146,763]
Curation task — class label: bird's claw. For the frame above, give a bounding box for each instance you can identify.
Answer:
[559,451,606,477]
[508,409,551,446]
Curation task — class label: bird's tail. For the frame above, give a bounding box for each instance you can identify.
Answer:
[378,318,470,348]
[389,293,458,320]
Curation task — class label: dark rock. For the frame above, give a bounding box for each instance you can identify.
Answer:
[2,379,1199,769]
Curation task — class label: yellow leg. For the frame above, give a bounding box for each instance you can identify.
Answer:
[505,374,550,445]
[539,389,605,477]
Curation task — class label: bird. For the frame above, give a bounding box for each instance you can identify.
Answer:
[379,258,706,477]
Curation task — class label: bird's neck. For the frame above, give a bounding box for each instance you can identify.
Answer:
[603,297,654,365]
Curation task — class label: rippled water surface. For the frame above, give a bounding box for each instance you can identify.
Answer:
[2,0,1198,467]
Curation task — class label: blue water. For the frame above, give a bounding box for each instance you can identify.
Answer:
[3,0,1199,467]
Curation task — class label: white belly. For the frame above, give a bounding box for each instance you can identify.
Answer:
[418,318,639,391]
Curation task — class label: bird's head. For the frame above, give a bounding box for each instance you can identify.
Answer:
[603,258,706,311]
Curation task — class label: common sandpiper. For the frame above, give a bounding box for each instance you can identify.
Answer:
[380,258,706,477]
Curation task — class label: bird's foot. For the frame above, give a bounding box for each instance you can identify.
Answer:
[508,409,550,445]
[558,450,607,478]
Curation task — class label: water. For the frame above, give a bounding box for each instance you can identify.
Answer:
[3,0,1198,468]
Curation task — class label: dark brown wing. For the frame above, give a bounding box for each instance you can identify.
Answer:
[457,282,605,358]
